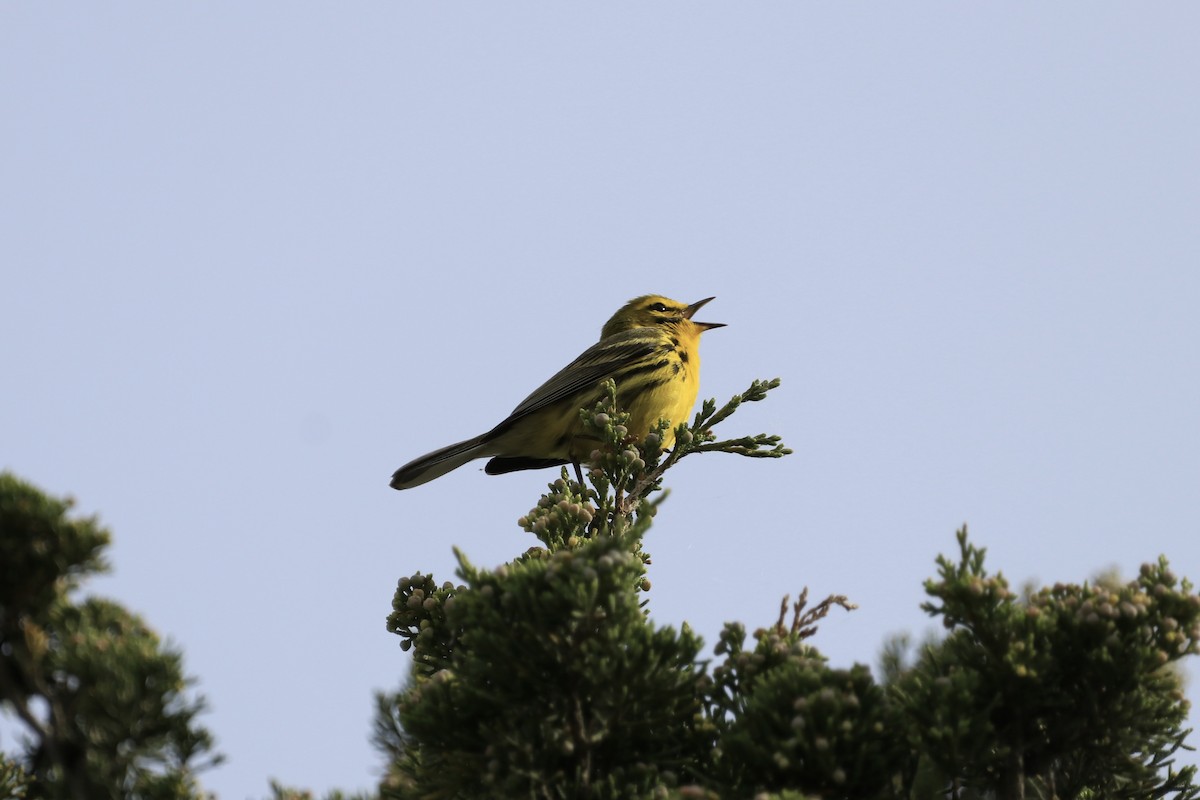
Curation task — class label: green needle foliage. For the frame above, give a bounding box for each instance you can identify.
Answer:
[379,379,1200,800]
[392,533,710,798]
[893,529,1200,800]
[383,379,790,799]
[0,473,220,800]
[709,593,901,797]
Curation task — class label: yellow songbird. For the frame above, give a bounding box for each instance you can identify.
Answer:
[389,295,724,490]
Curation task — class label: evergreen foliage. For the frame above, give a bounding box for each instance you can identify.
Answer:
[711,594,901,796]
[378,380,1200,800]
[893,531,1200,799]
[6,379,1197,799]
[1,750,34,798]
[264,779,373,800]
[0,472,220,800]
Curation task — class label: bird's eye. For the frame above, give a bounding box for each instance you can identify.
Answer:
[649,302,668,312]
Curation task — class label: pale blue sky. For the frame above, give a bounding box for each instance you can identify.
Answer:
[3,4,1198,797]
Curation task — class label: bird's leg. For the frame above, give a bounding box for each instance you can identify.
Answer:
[572,460,585,487]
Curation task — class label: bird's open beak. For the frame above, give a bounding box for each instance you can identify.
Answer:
[685,296,726,331]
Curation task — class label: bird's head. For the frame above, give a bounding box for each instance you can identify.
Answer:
[600,295,725,339]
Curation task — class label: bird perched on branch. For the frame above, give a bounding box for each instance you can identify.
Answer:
[389,294,724,490]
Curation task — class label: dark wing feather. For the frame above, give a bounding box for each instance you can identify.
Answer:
[484,456,570,475]
[485,329,662,438]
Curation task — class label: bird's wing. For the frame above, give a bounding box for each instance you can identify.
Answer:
[492,329,665,431]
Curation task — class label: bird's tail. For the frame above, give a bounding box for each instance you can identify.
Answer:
[390,435,490,490]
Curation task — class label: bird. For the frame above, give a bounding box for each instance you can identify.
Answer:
[389,295,724,490]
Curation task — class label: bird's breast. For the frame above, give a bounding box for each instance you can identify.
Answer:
[620,332,702,447]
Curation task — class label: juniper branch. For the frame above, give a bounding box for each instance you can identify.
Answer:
[518,377,790,548]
